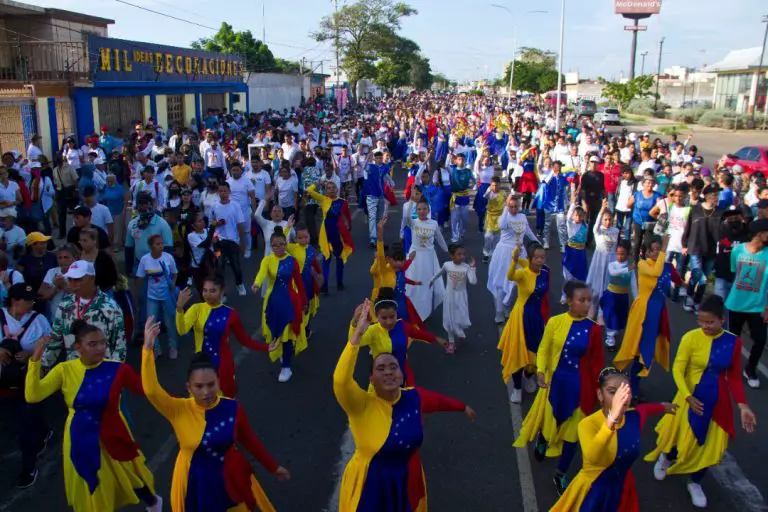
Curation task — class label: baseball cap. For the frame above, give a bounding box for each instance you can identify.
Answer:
[73,205,91,217]
[64,260,96,279]
[702,184,719,196]
[8,283,36,302]
[93,158,105,166]
[750,218,768,235]
[589,156,600,163]
[26,232,51,245]
[100,125,109,131]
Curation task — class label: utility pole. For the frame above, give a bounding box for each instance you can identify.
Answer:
[753,14,768,121]
[653,37,665,111]
[262,0,266,43]
[628,18,639,79]
[334,0,341,108]
[640,51,649,75]
[508,37,516,99]
[555,0,565,133]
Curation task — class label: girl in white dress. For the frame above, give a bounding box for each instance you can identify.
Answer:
[487,194,539,323]
[405,199,448,321]
[429,244,477,354]
[585,199,620,317]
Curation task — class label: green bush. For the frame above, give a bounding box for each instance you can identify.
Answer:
[670,108,707,124]
[626,98,670,117]
[698,109,748,128]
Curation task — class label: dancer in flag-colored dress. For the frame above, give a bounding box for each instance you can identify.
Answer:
[497,243,550,403]
[142,319,290,512]
[428,244,477,354]
[552,369,676,511]
[252,226,307,383]
[25,321,161,512]
[645,295,756,509]
[288,224,323,338]
[513,281,604,496]
[614,234,682,399]
[175,274,271,398]
[305,182,354,293]
[348,287,446,387]
[335,300,475,512]
[561,192,588,303]
[599,240,637,351]
[482,177,506,263]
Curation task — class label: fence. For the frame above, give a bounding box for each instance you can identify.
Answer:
[0,41,88,83]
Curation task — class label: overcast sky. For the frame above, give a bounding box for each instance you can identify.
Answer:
[35,0,768,82]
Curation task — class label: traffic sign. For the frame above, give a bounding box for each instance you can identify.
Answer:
[624,25,648,30]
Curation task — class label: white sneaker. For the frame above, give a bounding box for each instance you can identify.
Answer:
[278,368,293,383]
[237,284,247,296]
[560,247,565,254]
[146,495,163,512]
[743,369,761,389]
[653,453,671,481]
[683,297,694,312]
[687,482,707,508]
[494,312,505,324]
[509,388,522,403]
[543,242,550,250]
[523,374,538,394]
[244,250,251,259]
[605,335,616,349]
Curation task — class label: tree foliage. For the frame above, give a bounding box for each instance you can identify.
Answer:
[598,75,657,109]
[518,47,557,69]
[432,72,455,88]
[274,59,303,74]
[502,60,562,94]
[408,56,433,90]
[191,22,275,72]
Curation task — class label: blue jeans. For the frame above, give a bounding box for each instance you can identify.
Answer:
[606,193,617,214]
[686,255,716,305]
[146,297,177,351]
[366,196,384,243]
[666,251,688,301]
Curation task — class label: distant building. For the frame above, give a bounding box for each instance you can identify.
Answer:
[708,46,768,113]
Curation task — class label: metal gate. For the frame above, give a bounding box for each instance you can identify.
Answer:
[98,96,143,136]
[166,94,184,130]
[55,97,74,144]
[0,100,36,157]
[201,93,225,113]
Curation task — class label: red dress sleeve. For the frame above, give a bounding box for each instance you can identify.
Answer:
[404,322,437,343]
[727,337,748,405]
[579,323,605,415]
[416,387,466,414]
[635,403,666,429]
[234,404,279,473]
[669,265,683,286]
[228,309,269,352]
[117,362,145,397]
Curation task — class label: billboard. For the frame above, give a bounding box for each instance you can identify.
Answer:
[87,35,245,83]
[615,0,662,15]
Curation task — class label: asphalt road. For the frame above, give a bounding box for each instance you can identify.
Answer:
[1,171,767,512]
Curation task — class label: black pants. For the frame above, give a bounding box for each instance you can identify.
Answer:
[216,240,243,286]
[585,199,601,248]
[632,223,648,263]
[14,393,48,473]
[355,178,365,206]
[729,311,767,377]
[304,204,320,247]
[208,167,225,182]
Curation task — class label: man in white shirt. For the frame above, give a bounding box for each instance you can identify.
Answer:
[82,186,114,244]
[27,134,43,162]
[131,166,161,210]
[203,138,227,181]
[211,182,247,295]
[578,133,599,159]
[226,164,257,258]
[636,148,660,177]
[282,133,300,163]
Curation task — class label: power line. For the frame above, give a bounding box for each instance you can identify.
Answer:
[114,0,218,30]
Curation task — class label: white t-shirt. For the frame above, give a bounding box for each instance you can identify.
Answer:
[616,180,635,213]
[210,200,245,243]
[247,169,272,201]
[226,176,256,213]
[665,204,690,254]
[136,252,177,301]
[187,231,208,268]
[0,180,19,204]
[1,307,51,352]
[42,267,66,317]
[88,203,114,231]
[335,155,354,183]
[276,177,298,208]
[0,225,26,268]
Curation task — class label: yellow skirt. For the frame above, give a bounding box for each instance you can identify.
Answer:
[497,302,536,384]
[644,392,729,474]
[513,385,585,457]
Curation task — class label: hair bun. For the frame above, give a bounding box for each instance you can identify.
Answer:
[376,287,396,301]
[70,319,89,337]
[272,226,284,236]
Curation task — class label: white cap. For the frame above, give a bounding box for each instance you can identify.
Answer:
[93,158,105,165]
[64,260,96,279]
[628,132,637,141]
[589,156,600,163]
[29,161,41,168]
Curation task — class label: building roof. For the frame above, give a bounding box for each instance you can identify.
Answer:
[0,0,114,27]
[708,47,767,72]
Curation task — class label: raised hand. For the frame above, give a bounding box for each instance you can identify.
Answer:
[350,300,371,345]
[464,405,477,421]
[143,317,162,351]
[274,466,291,482]
[177,287,192,310]
[30,336,52,362]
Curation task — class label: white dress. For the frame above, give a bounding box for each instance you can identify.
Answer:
[405,218,448,321]
[430,262,477,341]
[585,223,619,301]
[487,210,539,303]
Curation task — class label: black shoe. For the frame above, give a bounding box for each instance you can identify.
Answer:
[553,473,569,496]
[369,242,376,250]
[337,283,345,291]
[482,255,490,263]
[534,434,547,462]
[38,429,54,456]
[321,288,329,296]
[16,469,38,489]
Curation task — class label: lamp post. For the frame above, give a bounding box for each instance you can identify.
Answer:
[490,5,548,99]
[555,0,565,133]
[653,37,665,112]
[640,51,649,75]
[753,14,768,122]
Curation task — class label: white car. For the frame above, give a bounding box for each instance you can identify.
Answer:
[594,107,621,125]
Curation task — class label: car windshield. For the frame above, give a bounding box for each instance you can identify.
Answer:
[605,109,619,114]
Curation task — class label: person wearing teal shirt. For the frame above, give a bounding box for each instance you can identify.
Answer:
[101,174,126,247]
[725,218,768,389]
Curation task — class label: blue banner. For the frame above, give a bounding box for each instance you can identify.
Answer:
[87,35,245,83]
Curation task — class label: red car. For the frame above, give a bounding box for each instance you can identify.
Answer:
[720,145,768,176]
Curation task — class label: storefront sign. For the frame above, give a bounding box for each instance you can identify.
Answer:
[615,0,662,15]
[87,35,244,83]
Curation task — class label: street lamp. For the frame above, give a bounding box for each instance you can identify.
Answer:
[490,5,549,98]
[753,14,768,122]
[555,0,565,132]
[640,51,649,75]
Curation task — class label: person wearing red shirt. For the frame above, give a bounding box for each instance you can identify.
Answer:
[599,152,623,214]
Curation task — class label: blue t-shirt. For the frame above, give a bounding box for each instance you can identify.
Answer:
[632,191,661,225]
[363,163,390,198]
[718,188,734,210]
[726,244,768,313]
[101,184,125,216]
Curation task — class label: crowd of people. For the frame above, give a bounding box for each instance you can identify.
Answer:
[0,90,765,511]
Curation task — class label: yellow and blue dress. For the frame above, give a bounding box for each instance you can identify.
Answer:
[288,242,322,323]
[141,349,279,512]
[513,313,604,457]
[253,252,307,362]
[333,340,466,512]
[305,184,354,290]
[645,329,748,475]
[497,258,550,384]
[374,240,424,329]
[25,357,155,512]
[552,404,666,512]
[176,303,270,398]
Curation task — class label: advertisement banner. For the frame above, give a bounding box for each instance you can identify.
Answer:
[615,0,662,15]
[87,35,245,83]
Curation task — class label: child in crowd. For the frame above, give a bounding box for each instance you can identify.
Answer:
[599,240,637,350]
[136,234,178,359]
[429,243,477,354]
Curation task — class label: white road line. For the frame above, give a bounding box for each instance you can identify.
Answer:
[710,451,768,512]
[324,428,355,512]
[499,325,539,512]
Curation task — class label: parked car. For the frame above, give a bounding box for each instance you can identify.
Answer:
[719,146,768,176]
[594,107,621,125]
[575,99,597,118]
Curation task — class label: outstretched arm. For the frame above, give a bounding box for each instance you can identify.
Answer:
[229,309,269,352]
[234,404,280,473]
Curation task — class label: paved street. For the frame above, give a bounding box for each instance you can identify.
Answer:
[1,172,767,511]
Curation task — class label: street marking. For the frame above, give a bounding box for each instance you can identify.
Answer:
[499,325,539,512]
[324,428,355,512]
[710,451,768,512]
[741,346,768,380]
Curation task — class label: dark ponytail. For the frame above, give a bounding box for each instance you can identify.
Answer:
[71,320,102,345]
[187,352,216,379]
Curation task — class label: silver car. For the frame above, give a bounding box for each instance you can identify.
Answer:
[594,107,621,125]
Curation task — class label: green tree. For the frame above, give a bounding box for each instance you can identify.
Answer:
[598,75,657,109]
[375,57,410,90]
[503,60,562,94]
[312,0,417,100]
[191,22,275,72]
[274,58,303,74]
[518,47,557,68]
[432,72,453,89]
[408,55,433,90]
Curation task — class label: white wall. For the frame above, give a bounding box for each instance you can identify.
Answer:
[246,73,305,113]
